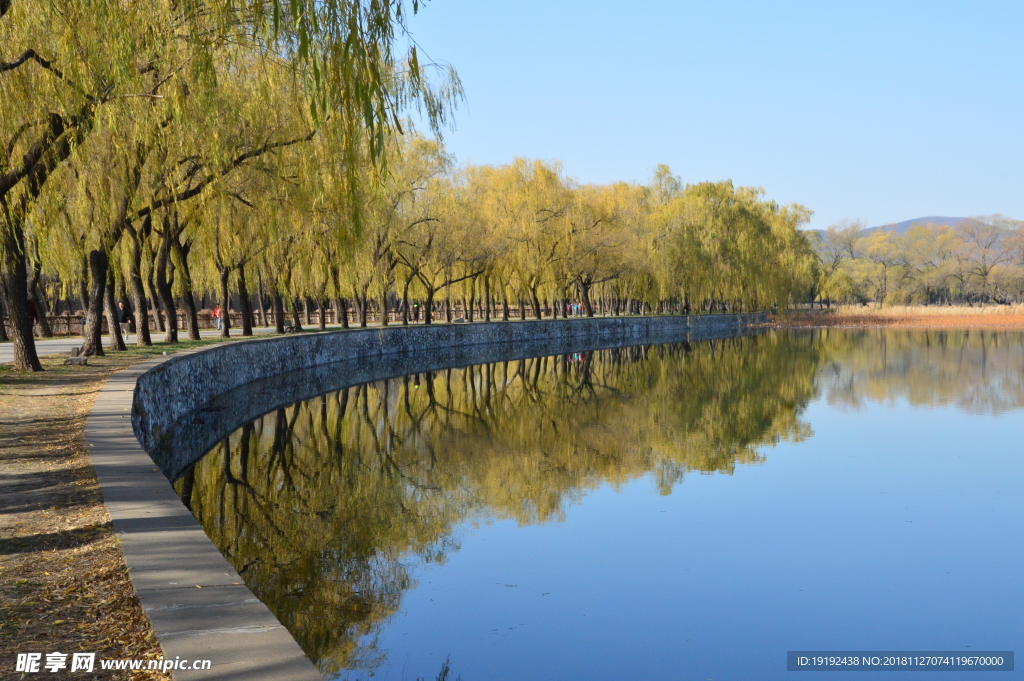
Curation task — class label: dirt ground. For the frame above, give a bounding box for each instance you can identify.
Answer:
[0,340,229,680]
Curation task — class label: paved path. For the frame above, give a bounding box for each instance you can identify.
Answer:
[85,352,322,680]
[0,327,284,364]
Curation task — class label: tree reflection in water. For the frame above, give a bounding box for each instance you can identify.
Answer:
[816,329,1024,414]
[174,333,824,676]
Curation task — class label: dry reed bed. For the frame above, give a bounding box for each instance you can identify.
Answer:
[775,306,1024,328]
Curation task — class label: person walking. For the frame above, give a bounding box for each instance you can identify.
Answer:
[117,301,133,341]
[213,304,222,330]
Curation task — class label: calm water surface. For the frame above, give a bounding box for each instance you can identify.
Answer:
[175,330,1024,680]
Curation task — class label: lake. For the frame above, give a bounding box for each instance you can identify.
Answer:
[173,329,1024,680]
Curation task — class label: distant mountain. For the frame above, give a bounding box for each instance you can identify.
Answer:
[862,216,973,234]
[804,216,975,237]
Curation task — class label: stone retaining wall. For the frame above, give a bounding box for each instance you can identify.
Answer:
[133,313,763,459]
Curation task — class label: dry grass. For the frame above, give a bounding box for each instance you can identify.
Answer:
[774,305,1024,328]
[835,304,1024,317]
[0,339,242,680]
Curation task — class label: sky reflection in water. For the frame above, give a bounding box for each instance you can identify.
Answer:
[176,329,1024,680]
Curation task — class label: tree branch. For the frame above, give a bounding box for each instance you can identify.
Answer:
[0,49,96,102]
[442,268,485,289]
[0,105,93,201]
[135,130,316,220]
[5,120,41,159]
[0,49,33,73]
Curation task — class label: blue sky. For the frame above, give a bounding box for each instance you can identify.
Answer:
[406,1,1024,230]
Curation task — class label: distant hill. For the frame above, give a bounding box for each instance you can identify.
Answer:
[862,216,973,234]
[805,216,975,238]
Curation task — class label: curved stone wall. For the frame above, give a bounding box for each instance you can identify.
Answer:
[133,314,763,461]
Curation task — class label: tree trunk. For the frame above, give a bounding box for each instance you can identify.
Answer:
[256,271,269,327]
[218,265,232,338]
[290,298,303,331]
[330,298,341,327]
[316,298,326,330]
[357,293,368,327]
[484,277,492,322]
[273,293,286,333]
[104,265,126,351]
[0,228,41,369]
[237,263,253,336]
[380,292,389,327]
[445,296,452,323]
[80,249,109,356]
[146,265,164,333]
[28,260,54,338]
[337,298,350,329]
[78,255,91,335]
[174,237,201,341]
[401,274,412,326]
[303,298,312,326]
[581,282,595,317]
[155,229,178,343]
[502,293,510,321]
[423,288,434,325]
[127,226,153,346]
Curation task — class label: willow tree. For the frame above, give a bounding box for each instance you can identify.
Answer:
[650,179,814,313]
[565,182,645,316]
[471,160,573,319]
[383,135,456,322]
[1,0,460,369]
[1,1,152,368]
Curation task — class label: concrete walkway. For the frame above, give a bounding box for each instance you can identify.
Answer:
[85,350,323,681]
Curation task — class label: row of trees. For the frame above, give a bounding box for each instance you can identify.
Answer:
[812,216,1024,305]
[6,130,820,356]
[2,2,819,373]
[160,150,818,333]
